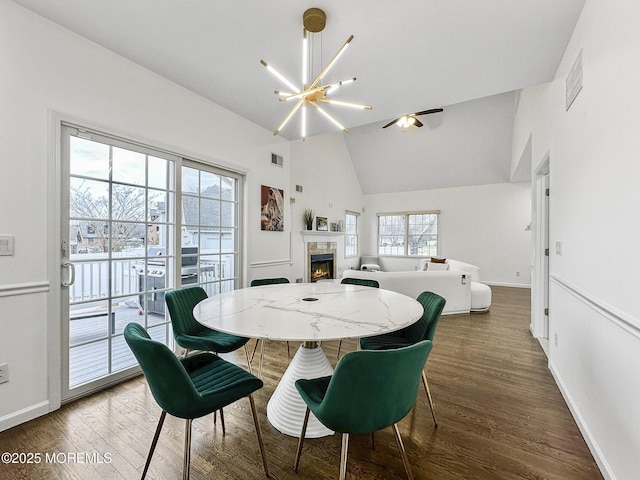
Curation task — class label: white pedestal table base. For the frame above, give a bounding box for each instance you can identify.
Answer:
[266,343,334,438]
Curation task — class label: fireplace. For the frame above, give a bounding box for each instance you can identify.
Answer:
[306,241,337,283]
[310,253,334,282]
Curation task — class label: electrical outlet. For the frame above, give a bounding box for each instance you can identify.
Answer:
[0,363,9,384]
[515,271,521,277]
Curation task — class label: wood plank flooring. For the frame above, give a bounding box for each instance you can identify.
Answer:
[0,287,602,479]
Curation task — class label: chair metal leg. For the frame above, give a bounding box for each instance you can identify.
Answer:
[183,418,193,480]
[244,344,253,374]
[293,407,311,472]
[286,341,291,359]
[219,407,226,435]
[392,423,414,480]
[339,433,350,480]
[258,338,266,379]
[422,371,438,427]
[250,338,260,363]
[141,410,166,480]
[249,394,270,477]
[336,339,343,358]
[370,431,376,450]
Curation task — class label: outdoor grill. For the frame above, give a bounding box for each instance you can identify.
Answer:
[136,246,199,315]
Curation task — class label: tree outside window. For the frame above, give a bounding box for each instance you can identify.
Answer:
[378,212,439,256]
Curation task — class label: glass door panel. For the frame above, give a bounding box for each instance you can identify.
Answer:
[63,127,177,399]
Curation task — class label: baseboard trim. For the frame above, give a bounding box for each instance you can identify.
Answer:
[485,281,531,288]
[549,364,614,480]
[0,401,50,432]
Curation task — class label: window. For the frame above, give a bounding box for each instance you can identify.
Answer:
[378,211,439,256]
[345,211,359,257]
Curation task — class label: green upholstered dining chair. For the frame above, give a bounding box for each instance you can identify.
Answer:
[249,277,290,376]
[123,323,269,480]
[165,286,252,365]
[336,277,380,358]
[360,291,446,427]
[165,286,253,432]
[294,340,433,480]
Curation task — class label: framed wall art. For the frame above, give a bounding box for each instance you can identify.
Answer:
[260,185,284,231]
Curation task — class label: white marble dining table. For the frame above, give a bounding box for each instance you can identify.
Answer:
[192,281,423,438]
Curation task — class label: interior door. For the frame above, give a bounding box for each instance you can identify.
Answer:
[60,125,178,401]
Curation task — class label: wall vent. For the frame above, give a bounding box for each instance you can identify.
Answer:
[295,184,303,193]
[271,153,283,167]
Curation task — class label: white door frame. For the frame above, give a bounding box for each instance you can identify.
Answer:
[531,151,550,341]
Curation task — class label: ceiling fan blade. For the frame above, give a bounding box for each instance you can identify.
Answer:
[413,118,424,127]
[413,108,444,116]
[382,118,400,129]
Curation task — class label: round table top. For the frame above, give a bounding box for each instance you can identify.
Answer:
[193,282,423,342]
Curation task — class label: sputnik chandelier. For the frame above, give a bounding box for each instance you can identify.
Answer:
[260,8,372,139]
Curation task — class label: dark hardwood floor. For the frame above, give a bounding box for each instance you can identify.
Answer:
[0,287,602,479]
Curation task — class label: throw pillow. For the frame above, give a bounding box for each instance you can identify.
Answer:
[430,257,446,263]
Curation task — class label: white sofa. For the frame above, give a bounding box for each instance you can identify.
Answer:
[343,258,491,315]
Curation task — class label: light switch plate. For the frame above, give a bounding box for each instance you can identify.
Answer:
[0,235,15,256]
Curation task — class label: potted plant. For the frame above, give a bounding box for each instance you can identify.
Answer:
[303,209,314,230]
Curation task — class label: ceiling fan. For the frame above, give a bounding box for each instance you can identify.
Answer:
[382,108,443,129]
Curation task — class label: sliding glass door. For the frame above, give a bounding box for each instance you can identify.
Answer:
[60,125,242,401]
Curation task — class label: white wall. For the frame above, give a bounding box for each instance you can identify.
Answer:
[289,133,366,281]
[513,1,640,478]
[0,0,289,429]
[362,183,532,286]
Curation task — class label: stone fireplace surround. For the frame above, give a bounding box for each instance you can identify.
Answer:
[306,242,337,283]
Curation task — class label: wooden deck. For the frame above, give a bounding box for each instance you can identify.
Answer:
[1,287,603,479]
[69,304,170,387]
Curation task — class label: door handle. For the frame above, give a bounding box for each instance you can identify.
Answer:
[62,262,76,287]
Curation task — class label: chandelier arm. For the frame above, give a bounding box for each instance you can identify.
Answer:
[274,98,304,136]
[318,98,372,110]
[308,35,354,89]
[260,59,300,93]
[309,101,349,133]
[277,87,325,102]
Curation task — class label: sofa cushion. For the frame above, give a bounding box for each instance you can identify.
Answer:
[426,262,449,271]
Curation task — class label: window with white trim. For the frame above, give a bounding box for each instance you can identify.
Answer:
[345,211,359,257]
[378,211,439,256]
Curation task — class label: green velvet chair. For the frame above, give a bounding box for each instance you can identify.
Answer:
[123,323,269,480]
[336,277,380,358]
[165,286,252,365]
[249,277,290,376]
[360,291,446,427]
[294,340,433,480]
[165,286,253,432]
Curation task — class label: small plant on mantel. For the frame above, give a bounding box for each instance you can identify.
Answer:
[303,209,314,230]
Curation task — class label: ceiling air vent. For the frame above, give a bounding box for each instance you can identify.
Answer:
[271,153,283,167]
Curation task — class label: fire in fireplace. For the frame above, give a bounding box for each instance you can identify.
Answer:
[310,253,335,282]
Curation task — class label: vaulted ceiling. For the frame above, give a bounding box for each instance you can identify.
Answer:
[12,0,585,193]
